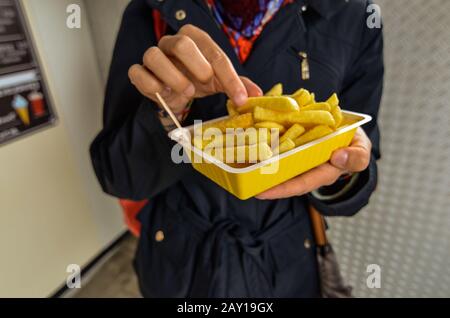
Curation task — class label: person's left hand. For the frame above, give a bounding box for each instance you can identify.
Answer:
[256,128,372,200]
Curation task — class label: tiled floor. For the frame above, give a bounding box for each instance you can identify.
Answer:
[72,235,141,298]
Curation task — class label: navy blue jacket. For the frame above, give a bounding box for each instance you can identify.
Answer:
[90,0,383,297]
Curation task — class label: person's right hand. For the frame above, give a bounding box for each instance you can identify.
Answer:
[128,24,262,114]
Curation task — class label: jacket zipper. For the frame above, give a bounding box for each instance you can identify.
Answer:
[290,48,341,81]
[299,51,310,80]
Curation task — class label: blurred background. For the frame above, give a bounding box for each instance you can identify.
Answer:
[0,0,449,298]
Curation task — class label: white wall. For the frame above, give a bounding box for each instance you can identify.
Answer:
[0,0,124,297]
[23,0,125,249]
[85,0,130,83]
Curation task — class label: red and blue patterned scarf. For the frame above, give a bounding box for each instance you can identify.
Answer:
[207,0,293,62]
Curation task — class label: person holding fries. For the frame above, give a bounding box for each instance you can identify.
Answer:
[91,0,383,297]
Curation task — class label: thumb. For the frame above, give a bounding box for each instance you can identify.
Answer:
[240,76,263,98]
[330,147,370,172]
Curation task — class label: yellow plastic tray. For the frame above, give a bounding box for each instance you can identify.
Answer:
[169,110,372,200]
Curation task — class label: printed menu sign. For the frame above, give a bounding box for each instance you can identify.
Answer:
[0,0,55,146]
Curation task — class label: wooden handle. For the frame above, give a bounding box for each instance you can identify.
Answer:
[309,205,327,246]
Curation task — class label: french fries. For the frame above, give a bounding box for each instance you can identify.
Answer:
[255,121,286,134]
[308,93,316,105]
[280,124,305,143]
[326,93,339,108]
[201,113,254,133]
[254,107,335,127]
[331,105,344,128]
[234,96,299,113]
[192,85,348,164]
[292,88,312,107]
[203,129,271,150]
[294,125,334,146]
[265,83,283,96]
[300,102,331,112]
[287,110,335,126]
[253,107,287,124]
[206,142,273,163]
[275,138,296,154]
[226,100,238,116]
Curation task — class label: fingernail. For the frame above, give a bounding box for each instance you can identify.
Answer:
[183,84,195,97]
[333,151,348,168]
[234,91,248,106]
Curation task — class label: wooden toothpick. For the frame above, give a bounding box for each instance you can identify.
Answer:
[155,92,183,130]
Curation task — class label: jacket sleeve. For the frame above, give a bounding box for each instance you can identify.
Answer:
[309,2,384,217]
[90,0,190,200]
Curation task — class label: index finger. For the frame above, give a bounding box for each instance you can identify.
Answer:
[178,25,248,106]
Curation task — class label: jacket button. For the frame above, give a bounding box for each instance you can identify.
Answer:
[304,239,311,249]
[175,10,187,21]
[155,230,165,242]
[301,5,308,12]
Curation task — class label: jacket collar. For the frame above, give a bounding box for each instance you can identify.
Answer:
[146,0,349,19]
[143,0,349,73]
[306,0,349,20]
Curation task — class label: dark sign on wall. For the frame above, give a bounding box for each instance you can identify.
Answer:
[0,0,56,146]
